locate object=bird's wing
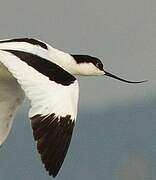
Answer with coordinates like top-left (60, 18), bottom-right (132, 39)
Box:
top-left (0, 49), bottom-right (79, 177)
top-left (0, 38), bottom-right (50, 59)
top-left (0, 63), bottom-right (24, 145)
top-left (0, 38), bottom-right (48, 50)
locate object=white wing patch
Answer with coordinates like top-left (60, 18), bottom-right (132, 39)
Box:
top-left (0, 50), bottom-right (79, 120)
top-left (0, 63), bottom-right (24, 145)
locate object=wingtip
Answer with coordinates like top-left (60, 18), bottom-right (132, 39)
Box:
top-left (48, 170), bottom-right (58, 178)
top-left (44, 163), bottom-right (59, 177)
top-left (31, 114), bottom-right (75, 178)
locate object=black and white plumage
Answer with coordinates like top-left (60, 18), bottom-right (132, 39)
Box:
top-left (0, 38), bottom-right (146, 177)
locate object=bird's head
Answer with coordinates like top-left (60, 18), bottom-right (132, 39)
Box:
top-left (71, 54), bottom-right (147, 84)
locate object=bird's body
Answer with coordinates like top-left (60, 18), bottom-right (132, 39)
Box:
top-left (0, 38), bottom-right (146, 177)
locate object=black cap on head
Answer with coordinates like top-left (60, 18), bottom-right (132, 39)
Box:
top-left (71, 54), bottom-right (104, 71)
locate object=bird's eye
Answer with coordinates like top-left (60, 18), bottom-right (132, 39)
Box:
top-left (96, 62), bottom-right (103, 71)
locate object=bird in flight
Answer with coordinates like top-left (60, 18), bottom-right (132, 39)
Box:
top-left (0, 38), bottom-right (146, 177)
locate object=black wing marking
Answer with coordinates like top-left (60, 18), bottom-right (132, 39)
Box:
top-left (31, 114), bottom-right (75, 177)
top-left (0, 38), bottom-right (48, 49)
top-left (3, 50), bottom-right (76, 86)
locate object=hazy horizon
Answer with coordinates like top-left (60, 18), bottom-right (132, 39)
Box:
top-left (0, 98), bottom-right (155, 180)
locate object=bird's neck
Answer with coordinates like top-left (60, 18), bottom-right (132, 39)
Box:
top-left (48, 46), bottom-right (78, 74)
top-left (48, 47), bottom-right (103, 76)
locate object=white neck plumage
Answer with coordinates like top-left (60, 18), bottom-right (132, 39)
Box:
top-left (48, 46), bottom-right (104, 76)
top-left (48, 46), bottom-right (78, 74)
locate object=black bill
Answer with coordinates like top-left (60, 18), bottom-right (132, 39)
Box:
top-left (105, 71), bottom-right (147, 84)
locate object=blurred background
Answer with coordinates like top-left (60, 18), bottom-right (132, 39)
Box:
top-left (0, 0), bottom-right (156, 179)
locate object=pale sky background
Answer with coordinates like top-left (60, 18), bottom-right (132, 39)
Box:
top-left (0, 0), bottom-right (156, 179)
